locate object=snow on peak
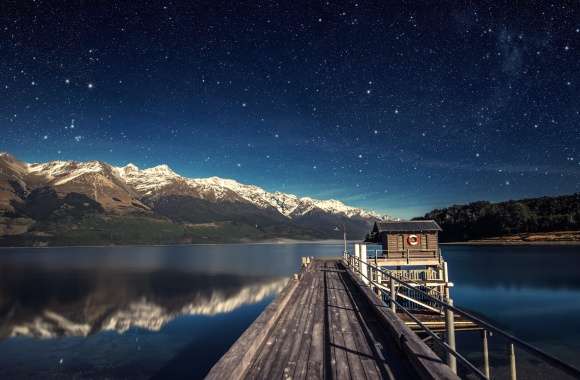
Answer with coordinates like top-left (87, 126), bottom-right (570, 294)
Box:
top-left (114, 162), bottom-right (383, 219)
top-left (144, 164), bottom-right (176, 175)
top-left (123, 163), bottom-right (139, 172)
top-left (114, 163), bottom-right (182, 196)
top-left (296, 197), bottom-right (382, 219)
top-left (3, 151), bottom-right (385, 220)
top-left (27, 160), bottom-right (109, 180)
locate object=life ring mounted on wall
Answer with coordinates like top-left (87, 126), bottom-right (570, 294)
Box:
top-left (407, 234), bottom-right (420, 246)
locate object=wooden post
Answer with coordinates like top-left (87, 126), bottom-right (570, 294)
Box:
top-left (360, 244), bottom-right (368, 285)
top-left (445, 299), bottom-right (457, 373)
top-left (389, 277), bottom-right (396, 312)
top-left (509, 343), bottom-right (517, 380)
top-left (443, 261), bottom-right (457, 373)
top-left (438, 266), bottom-right (445, 300)
top-left (354, 243), bottom-right (360, 272)
top-left (482, 330), bottom-right (490, 379)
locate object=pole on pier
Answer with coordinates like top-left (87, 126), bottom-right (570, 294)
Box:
top-left (376, 268), bottom-right (383, 296)
top-left (343, 225), bottom-right (347, 259)
top-left (354, 243), bottom-right (360, 274)
top-left (360, 244), bottom-right (368, 285)
top-left (389, 277), bottom-right (397, 312)
top-left (509, 343), bottom-right (517, 380)
top-left (443, 261), bottom-right (457, 373)
top-left (482, 330), bottom-right (490, 379)
top-left (445, 299), bottom-right (457, 373)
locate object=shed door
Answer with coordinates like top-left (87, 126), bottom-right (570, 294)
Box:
top-left (397, 235), bottom-right (404, 250)
top-left (421, 234), bottom-right (427, 250)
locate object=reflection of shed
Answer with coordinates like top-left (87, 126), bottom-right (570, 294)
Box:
top-left (366, 220), bottom-right (442, 259)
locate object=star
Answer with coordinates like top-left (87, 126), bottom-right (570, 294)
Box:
top-left (87, 83), bottom-right (94, 89)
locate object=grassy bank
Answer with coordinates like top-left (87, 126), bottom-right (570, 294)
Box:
top-left (444, 230), bottom-right (580, 245)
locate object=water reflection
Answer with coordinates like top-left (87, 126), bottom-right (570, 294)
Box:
top-left (0, 266), bottom-right (287, 339)
top-left (0, 244), bottom-right (340, 379)
top-left (1, 243), bottom-right (579, 378)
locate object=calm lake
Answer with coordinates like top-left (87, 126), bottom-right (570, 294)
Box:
top-left (1, 243), bottom-right (579, 379)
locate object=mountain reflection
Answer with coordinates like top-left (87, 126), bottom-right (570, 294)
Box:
top-left (0, 266), bottom-right (287, 339)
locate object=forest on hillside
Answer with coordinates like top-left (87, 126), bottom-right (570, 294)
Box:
top-left (419, 193), bottom-right (580, 242)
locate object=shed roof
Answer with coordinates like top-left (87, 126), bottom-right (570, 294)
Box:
top-left (375, 220), bottom-right (442, 232)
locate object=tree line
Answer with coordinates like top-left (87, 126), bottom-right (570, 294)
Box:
top-left (418, 193), bottom-right (580, 241)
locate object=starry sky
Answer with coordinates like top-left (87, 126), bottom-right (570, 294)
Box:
top-left (1, 1), bottom-right (579, 218)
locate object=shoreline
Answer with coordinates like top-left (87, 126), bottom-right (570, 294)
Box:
top-left (442, 240), bottom-right (580, 246)
top-left (0, 238), bottom-right (349, 250)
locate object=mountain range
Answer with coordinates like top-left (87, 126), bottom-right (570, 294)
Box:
top-left (0, 152), bottom-right (387, 246)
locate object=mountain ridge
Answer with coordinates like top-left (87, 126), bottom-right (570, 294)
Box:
top-left (0, 152), bottom-right (387, 246)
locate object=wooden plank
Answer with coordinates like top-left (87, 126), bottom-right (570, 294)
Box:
top-left (205, 276), bottom-right (299, 380)
top-left (336, 267), bottom-right (383, 380)
top-left (328, 265), bottom-right (368, 380)
top-left (306, 261), bottom-right (326, 380)
top-left (326, 263), bottom-right (352, 379)
top-left (245, 268), bottom-right (313, 378)
top-left (325, 264), bottom-right (353, 379)
top-left (292, 267), bottom-right (322, 379)
top-left (267, 268), bottom-right (318, 379)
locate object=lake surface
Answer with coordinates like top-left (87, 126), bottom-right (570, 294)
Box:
top-left (0, 243), bottom-right (579, 379)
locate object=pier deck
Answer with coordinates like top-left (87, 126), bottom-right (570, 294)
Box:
top-left (206, 258), bottom-right (458, 380)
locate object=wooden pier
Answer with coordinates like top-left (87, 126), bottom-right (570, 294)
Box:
top-left (207, 222), bottom-right (580, 379)
top-left (206, 258), bottom-right (458, 380)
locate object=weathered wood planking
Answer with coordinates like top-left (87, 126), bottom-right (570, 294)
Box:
top-left (206, 258), bottom-right (459, 380)
top-left (204, 272), bottom-right (299, 380)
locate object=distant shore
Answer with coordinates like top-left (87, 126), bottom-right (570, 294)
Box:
top-left (443, 230), bottom-right (580, 246)
top-left (0, 238), bottom-right (349, 250)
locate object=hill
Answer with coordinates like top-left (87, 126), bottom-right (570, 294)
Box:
top-left (420, 193), bottom-right (580, 242)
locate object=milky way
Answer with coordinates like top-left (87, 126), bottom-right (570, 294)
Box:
top-left (1, 2), bottom-right (579, 217)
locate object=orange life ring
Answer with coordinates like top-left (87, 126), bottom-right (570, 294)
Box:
top-left (407, 234), bottom-right (419, 246)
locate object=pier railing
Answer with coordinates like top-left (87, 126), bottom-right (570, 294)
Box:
top-left (344, 252), bottom-right (580, 380)
top-left (367, 248), bottom-right (441, 262)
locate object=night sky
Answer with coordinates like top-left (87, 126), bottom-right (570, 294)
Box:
top-left (1, 2), bottom-right (579, 218)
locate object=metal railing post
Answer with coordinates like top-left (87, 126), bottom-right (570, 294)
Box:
top-left (509, 343), bottom-right (517, 380)
top-left (443, 261), bottom-right (457, 373)
top-left (354, 244), bottom-right (360, 274)
top-left (445, 298), bottom-right (457, 373)
top-left (482, 330), bottom-right (490, 379)
top-left (360, 244), bottom-right (368, 285)
top-left (389, 277), bottom-right (396, 312)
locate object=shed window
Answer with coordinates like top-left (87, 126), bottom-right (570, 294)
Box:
top-left (397, 235), bottom-right (404, 250)
top-left (421, 234), bottom-right (427, 250)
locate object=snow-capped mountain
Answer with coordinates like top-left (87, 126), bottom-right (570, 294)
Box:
top-left (114, 162), bottom-right (382, 220)
top-left (0, 152), bottom-right (387, 244)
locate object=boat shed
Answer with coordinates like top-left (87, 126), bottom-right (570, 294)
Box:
top-left (365, 220), bottom-right (442, 256)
